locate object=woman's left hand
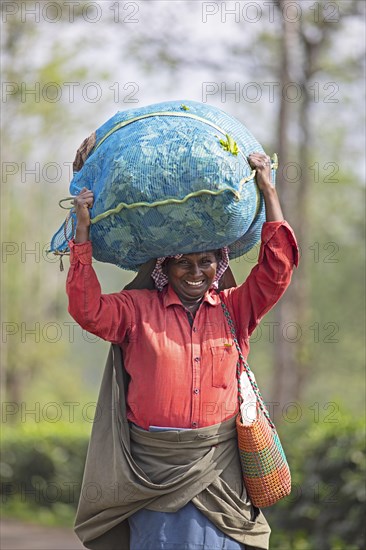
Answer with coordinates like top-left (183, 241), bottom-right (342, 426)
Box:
top-left (248, 153), bottom-right (272, 192)
top-left (248, 152), bottom-right (284, 221)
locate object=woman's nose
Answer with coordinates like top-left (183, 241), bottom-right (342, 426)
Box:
top-left (189, 263), bottom-right (202, 276)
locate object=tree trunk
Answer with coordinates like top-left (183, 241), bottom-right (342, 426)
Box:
top-left (271, 1), bottom-right (301, 420)
top-left (271, 4), bottom-right (319, 418)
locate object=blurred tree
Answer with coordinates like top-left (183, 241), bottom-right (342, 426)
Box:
top-left (272, 0), bottom-right (364, 413)
top-left (0, 0), bottom-right (108, 414)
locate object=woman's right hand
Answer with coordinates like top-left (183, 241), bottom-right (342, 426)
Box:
top-left (74, 187), bottom-right (94, 243)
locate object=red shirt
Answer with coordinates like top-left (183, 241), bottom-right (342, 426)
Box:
top-left (67, 221), bottom-right (298, 430)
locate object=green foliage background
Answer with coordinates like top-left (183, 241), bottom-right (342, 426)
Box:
top-left (1, 1), bottom-right (365, 548)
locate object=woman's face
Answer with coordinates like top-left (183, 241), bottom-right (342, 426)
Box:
top-left (165, 251), bottom-right (218, 303)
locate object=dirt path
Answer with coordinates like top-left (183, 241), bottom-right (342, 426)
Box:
top-left (0, 519), bottom-right (86, 550)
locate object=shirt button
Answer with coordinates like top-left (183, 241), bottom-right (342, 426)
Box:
top-left (193, 327), bottom-right (197, 332)
top-left (192, 421), bottom-right (198, 428)
top-left (193, 388), bottom-right (200, 395)
top-left (194, 357), bottom-right (200, 362)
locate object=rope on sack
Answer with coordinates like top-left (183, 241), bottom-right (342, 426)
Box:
top-left (56, 154), bottom-right (277, 225)
top-left (91, 187), bottom-right (242, 224)
top-left (58, 187), bottom-right (241, 213)
top-left (58, 184), bottom-right (249, 224)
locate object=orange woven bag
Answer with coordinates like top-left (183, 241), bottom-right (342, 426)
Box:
top-left (221, 301), bottom-right (291, 508)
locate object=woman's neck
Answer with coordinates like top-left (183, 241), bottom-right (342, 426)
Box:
top-left (180, 297), bottom-right (203, 315)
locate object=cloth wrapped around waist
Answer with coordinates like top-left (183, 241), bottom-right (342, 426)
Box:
top-left (129, 418), bottom-right (244, 510)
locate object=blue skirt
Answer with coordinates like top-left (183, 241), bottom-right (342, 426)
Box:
top-left (128, 501), bottom-right (246, 550)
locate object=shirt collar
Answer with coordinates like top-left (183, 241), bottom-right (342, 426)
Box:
top-left (162, 284), bottom-right (221, 308)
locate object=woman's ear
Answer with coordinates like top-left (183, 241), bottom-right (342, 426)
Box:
top-left (214, 250), bottom-right (222, 263)
top-left (162, 259), bottom-right (170, 277)
top-left (218, 266), bottom-right (237, 290)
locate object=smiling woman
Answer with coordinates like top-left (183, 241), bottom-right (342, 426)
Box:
top-left (66, 153), bottom-right (299, 550)
top-left (153, 250), bottom-right (225, 315)
top-left (166, 252), bottom-right (219, 307)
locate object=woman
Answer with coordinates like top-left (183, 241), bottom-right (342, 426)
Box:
top-left (67, 153), bottom-right (299, 550)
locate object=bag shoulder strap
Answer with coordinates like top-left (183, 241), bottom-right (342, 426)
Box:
top-left (220, 300), bottom-right (276, 431)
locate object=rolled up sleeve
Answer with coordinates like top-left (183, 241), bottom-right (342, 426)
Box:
top-left (66, 240), bottom-right (134, 344)
top-left (69, 240), bottom-right (93, 265)
top-left (258, 220), bottom-right (299, 267)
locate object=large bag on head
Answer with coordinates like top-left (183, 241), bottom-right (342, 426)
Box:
top-left (50, 100), bottom-right (277, 270)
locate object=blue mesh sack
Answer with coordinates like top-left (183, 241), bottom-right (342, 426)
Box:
top-left (50, 100), bottom-right (277, 270)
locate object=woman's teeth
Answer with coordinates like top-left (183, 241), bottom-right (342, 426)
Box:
top-left (185, 280), bottom-right (204, 286)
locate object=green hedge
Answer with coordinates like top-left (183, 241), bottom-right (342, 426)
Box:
top-left (1, 412), bottom-right (365, 546)
top-left (0, 422), bottom-right (89, 526)
top-left (266, 413), bottom-right (365, 550)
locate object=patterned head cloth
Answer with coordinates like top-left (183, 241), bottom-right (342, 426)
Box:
top-left (151, 247), bottom-right (230, 291)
